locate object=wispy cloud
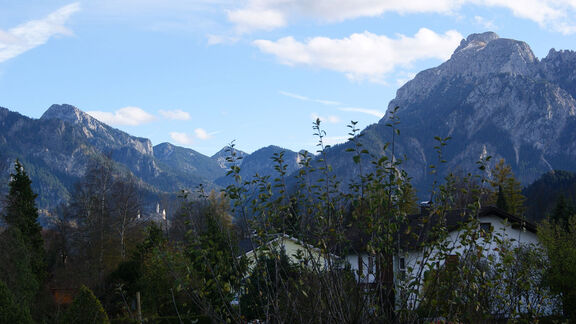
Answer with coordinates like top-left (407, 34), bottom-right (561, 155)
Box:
top-left (227, 0), bottom-right (459, 33)
top-left (194, 128), bottom-right (214, 140)
top-left (170, 128), bottom-right (217, 146)
top-left (255, 29), bottom-right (462, 83)
top-left (170, 132), bottom-right (195, 145)
top-left (474, 16), bottom-right (497, 30)
top-left (227, 8), bottom-right (286, 34)
top-left (395, 71), bottom-right (417, 87)
top-left (207, 34), bottom-right (240, 45)
top-left (311, 113), bottom-right (340, 124)
top-left (228, 0), bottom-right (576, 34)
top-left (87, 106), bottom-right (156, 126)
top-left (279, 91), bottom-right (340, 106)
top-left (480, 0), bottom-right (575, 34)
top-left (0, 3), bottom-right (80, 63)
top-left (339, 107), bottom-right (385, 118)
top-left (159, 109), bottom-right (190, 120)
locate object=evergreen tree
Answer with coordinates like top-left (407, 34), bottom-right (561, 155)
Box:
top-left (0, 227), bottom-right (40, 309)
top-left (0, 279), bottom-right (33, 324)
top-left (551, 195), bottom-right (573, 230)
top-left (496, 185), bottom-right (508, 212)
top-left (62, 285), bottom-right (110, 324)
top-left (2, 160), bottom-right (45, 286)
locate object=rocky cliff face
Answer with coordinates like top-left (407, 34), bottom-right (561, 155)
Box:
top-left (41, 104), bottom-right (154, 156)
top-left (325, 32), bottom-right (576, 197)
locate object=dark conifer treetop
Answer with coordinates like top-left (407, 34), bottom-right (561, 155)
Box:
top-left (3, 160), bottom-right (45, 279)
top-left (5, 161), bottom-right (42, 246)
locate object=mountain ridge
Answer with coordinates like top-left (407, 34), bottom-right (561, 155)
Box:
top-left (3, 31), bottom-right (576, 214)
top-left (321, 32), bottom-right (576, 198)
top-left (0, 105), bottom-right (230, 216)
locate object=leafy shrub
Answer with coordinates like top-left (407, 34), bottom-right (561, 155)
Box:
top-left (62, 285), bottom-right (110, 324)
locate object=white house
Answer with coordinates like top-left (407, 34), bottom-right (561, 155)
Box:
top-left (395, 205), bottom-right (539, 282)
top-left (394, 206), bottom-right (556, 315)
top-left (344, 206), bottom-right (555, 316)
top-left (240, 233), bottom-right (336, 272)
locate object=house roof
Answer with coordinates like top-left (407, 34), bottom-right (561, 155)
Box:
top-left (239, 234), bottom-right (319, 256)
top-left (479, 206), bottom-right (537, 233)
top-left (399, 206), bottom-right (537, 251)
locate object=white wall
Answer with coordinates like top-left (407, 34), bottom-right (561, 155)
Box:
top-left (393, 214), bottom-right (546, 312)
top-left (346, 253), bottom-right (376, 283)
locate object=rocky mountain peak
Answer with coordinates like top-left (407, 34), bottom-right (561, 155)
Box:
top-left (390, 32), bottom-right (539, 113)
top-left (369, 32), bottom-right (576, 196)
top-left (40, 104), bottom-right (155, 157)
top-left (544, 48), bottom-right (576, 60)
top-left (453, 31), bottom-right (500, 54)
top-left (41, 104), bottom-right (90, 123)
top-left (540, 48), bottom-right (576, 98)
top-left (448, 32), bottom-right (537, 76)
top-left (154, 142), bottom-right (182, 159)
top-left (40, 103), bottom-right (109, 133)
top-left (211, 145), bottom-right (247, 169)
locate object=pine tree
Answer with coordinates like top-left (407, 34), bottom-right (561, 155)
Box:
top-left (551, 195), bottom-right (573, 231)
top-left (3, 160), bottom-right (45, 283)
top-left (496, 185), bottom-right (508, 212)
top-left (0, 227), bottom-right (40, 309)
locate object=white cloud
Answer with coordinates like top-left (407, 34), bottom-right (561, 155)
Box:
top-left (95, 0), bottom-right (233, 12)
top-left (194, 128), bottom-right (212, 140)
top-left (227, 0), bottom-right (460, 33)
top-left (0, 3), bottom-right (80, 63)
top-left (279, 90), bottom-right (340, 105)
top-left (474, 16), bottom-right (497, 30)
top-left (159, 109), bottom-right (191, 120)
top-left (227, 8), bottom-right (286, 33)
top-left (87, 106), bottom-right (156, 126)
top-left (170, 132), bottom-right (195, 145)
top-left (255, 28), bottom-right (462, 82)
top-left (339, 107), bottom-right (385, 118)
top-left (311, 113), bottom-right (340, 124)
top-left (207, 34), bottom-right (240, 45)
top-left (170, 128), bottom-right (215, 145)
top-left (481, 0), bottom-right (576, 34)
top-left (396, 72), bottom-right (417, 87)
top-left (228, 0), bottom-right (576, 34)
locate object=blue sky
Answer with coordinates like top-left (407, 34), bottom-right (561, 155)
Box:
top-left (1, 1), bottom-right (576, 156)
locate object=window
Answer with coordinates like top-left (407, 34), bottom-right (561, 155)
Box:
top-left (368, 255), bottom-right (374, 274)
top-left (480, 222), bottom-right (492, 237)
top-left (446, 254), bottom-right (459, 272)
top-left (399, 257), bottom-right (406, 271)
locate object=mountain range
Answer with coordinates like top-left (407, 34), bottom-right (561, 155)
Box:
top-left (322, 32), bottom-right (576, 197)
top-left (1, 31), bottom-right (576, 218)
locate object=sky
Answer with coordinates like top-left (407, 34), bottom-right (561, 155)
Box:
top-left (1, 1), bottom-right (576, 156)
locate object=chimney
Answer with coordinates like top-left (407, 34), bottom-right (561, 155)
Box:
top-left (419, 201), bottom-right (432, 216)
